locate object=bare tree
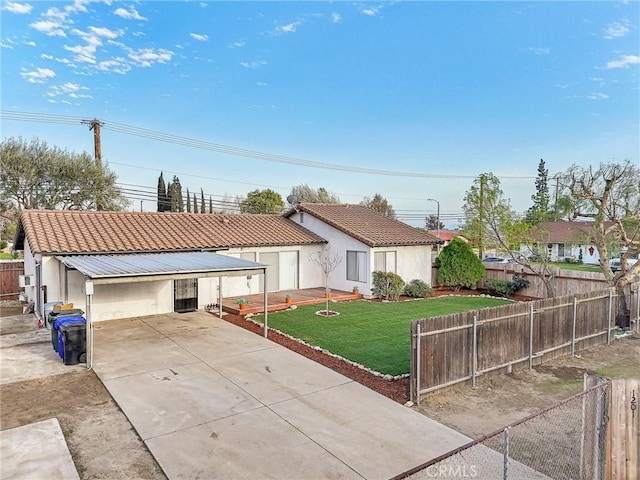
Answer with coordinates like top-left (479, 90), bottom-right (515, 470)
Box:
top-left (308, 247), bottom-right (343, 314)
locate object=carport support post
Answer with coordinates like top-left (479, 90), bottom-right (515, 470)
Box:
top-left (84, 280), bottom-right (93, 369)
top-left (263, 268), bottom-right (268, 338)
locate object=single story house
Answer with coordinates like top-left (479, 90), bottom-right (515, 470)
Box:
top-left (523, 221), bottom-right (609, 264)
top-left (15, 205), bottom-right (440, 322)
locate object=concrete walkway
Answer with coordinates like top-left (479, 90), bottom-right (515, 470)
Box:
top-left (92, 311), bottom-right (469, 480)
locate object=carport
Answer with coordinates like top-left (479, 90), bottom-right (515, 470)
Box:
top-left (57, 252), bottom-right (268, 368)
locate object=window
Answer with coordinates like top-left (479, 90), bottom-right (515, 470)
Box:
top-left (374, 251), bottom-right (397, 273)
top-left (557, 243), bottom-right (565, 258)
top-left (347, 251), bottom-right (367, 282)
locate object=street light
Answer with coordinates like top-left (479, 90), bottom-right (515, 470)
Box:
top-left (426, 198), bottom-right (441, 256)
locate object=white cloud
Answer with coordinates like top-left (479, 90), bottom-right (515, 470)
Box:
top-left (114, 7), bottom-right (146, 20)
top-left (331, 13), bottom-right (341, 23)
top-left (20, 67), bottom-right (56, 83)
top-left (554, 83), bottom-right (571, 89)
top-left (127, 48), bottom-right (174, 67)
top-left (257, 81), bottom-right (268, 87)
top-left (228, 41), bottom-right (245, 48)
top-left (603, 21), bottom-right (630, 39)
top-left (88, 26), bottom-right (121, 39)
top-left (190, 33), bottom-right (208, 42)
top-left (4, 2), bottom-right (32, 14)
top-left (64, 26), bottom-right (122, 64)
top-left (97, 58), bottom-right (130, 74)
top-left (275, 20), bottom-right (303, 34)
top-left (30, 20), bottom-right (67, 37)
top-left (529, 47), bottom-right (550, 55)
top-left (24, 40), bottom-right (36, 46)
top-left (362, 7), bottom-right (379, 16)
top-left (0, 42), bottom-right (14, 49)
top-left (41, 53), bottom-right (53, 59)
top-left (605, 54), bottom-right (640, 69)
top-left (586, 92), bottom-right (609, 100)
top-left (240, 60), bottom-right (268, 69)
top-left (48, 82), bottom-right (92, 99)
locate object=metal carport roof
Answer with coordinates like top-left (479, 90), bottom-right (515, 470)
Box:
top-left (57, 251), bottom-right (266, 284)
top-left (56, 252), bottom-right (270, 369)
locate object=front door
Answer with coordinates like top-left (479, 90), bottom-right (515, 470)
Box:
top-left (174, 278), bottom-right (198, 313)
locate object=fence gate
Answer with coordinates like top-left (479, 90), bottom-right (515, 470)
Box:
top-left (174, 278), bottom-right (198, 313)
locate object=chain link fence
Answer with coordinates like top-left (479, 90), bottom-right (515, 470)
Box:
top-left (396, 381), bottom-right (610, 480)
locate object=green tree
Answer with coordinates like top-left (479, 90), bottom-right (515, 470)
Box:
top-left (240, 189), bottom-right (284, 214)
top-left (186, 188), bottom-right (191, 213)
top-left (289, 184), bottom-right (341, 204)
top-left (525, 159), bottom-right (552, 224)
top-left (209, 195), bottom-right (213, 213)
top-left (0, 136), bottom-right (127, 212)
top-left (168, 175), bottom-right (183, 212)
top-left (436, 237), bottom-right (485, 290)
top-left (425, 214), bottom-right (445, 230)
top-left (157, 172), bottom-right (168, 212)
top-left (193, 193), bottom-right (198, 213)
top-left (461, 173), bottom-right (513, 258)
top-left (361, 193), bottom-right (395, 218)
top-left (200, 188), bottom-right (206, 214)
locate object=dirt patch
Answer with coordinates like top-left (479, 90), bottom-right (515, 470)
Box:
top-left (0, 369), bottom-right (166, 479)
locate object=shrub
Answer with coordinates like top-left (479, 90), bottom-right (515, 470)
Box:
top-left (509, 273), bottom-right (530, 294)
top-left (372, 271), bottom-right (405, 301)
top-left (485, 279), bottom-right (512, 297)
top-left (404, 279), bottom-right (434, 298)
top-left (0, 240), bottom-right (7, 250)
top-left (485, 274), bottom-right (530, 297)
top-left (436, 238), bottom-right (485, 290)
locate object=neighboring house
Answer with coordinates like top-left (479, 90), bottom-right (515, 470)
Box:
top-left (15, 206), bottom-right (439, 321)
top-left (523, 221), bottom-right (609, 264)
top-left (284, 203), bottom-right (440, 295)
top-left (427, 230), bottom-right (468, 247)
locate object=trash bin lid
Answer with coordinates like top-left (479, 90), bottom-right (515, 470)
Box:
top-left (53, 316), bottom-right (85, 330)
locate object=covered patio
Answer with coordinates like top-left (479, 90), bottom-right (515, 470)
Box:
top-left (222, 287), bottom-right (361, 315)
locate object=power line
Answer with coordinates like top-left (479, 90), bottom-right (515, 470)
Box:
top-left (2, 109), bottom-right (539, 180)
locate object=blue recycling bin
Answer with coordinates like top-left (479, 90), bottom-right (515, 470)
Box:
top-left (52, 316), bottom-right (85, 354)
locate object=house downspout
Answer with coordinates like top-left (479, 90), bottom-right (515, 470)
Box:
top-left (84, 278), bottom-right (94, 370)
top-left (35, 258), bottom-right (42, 318)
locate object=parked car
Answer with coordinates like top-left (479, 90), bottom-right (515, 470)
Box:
top-left (609, 257), bottom-right (638, 272)
top-left (482, 257), bottom-right (509, 263)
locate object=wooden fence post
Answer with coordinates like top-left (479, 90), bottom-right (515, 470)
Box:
top-left (606, 378), bottom-right (639, 480)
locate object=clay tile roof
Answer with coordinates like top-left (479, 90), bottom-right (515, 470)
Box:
top-left (531, 221), bottom-right (613, 244)
top-left (286, 203), bottom-right (440, 247)
top-left (16, 210), bottom-right (326, 255)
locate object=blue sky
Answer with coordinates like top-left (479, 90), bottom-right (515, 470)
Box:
top-left (1, 1), bottom-right (638, 227)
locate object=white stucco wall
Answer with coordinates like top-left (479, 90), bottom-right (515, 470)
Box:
top-left (289, 211), bottom-right (433, 296)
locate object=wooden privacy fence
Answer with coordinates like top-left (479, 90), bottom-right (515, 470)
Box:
top-left (411, 288), bottom-right (626, 403)
top-left (0, 260), bottom-right (24, 301)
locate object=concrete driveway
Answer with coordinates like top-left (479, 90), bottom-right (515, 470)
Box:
top-left (92, 311), bottom-right (469, 479)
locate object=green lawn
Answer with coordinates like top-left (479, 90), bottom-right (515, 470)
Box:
top-left (550, 262), bottom-right (601, 273)
top-left (254, 296), bottom-right (512, 376)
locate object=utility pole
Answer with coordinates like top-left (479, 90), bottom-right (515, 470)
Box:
top-left (81, 118), bottom-right (104, 168)
top-left (479, 174), bottom-right (485, 259)
top-left (82, 118), bottom-right (105, 210)
top-left (427, 198), bottom-right (441, 257)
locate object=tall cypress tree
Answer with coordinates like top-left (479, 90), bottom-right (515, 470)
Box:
top-left (193, 193), bottom-right (198, 213)
top-left (186, 188), bottom-right (191, 213)
top-left (526, 159), bottom-right (551, 225)
top-left (157, 172), bottom-right (167, 212)
top-left (209, 195), bottom-right (213, 214)
top-left (169, 175), bottom-right (183, 212)
top-left (200, 188), bottom-right (205, 214)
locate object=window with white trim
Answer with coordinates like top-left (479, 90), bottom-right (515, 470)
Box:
top-left (347, 251), bottom-right (367, 282)
top-left (374, 251), bottom-right (397, 273)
